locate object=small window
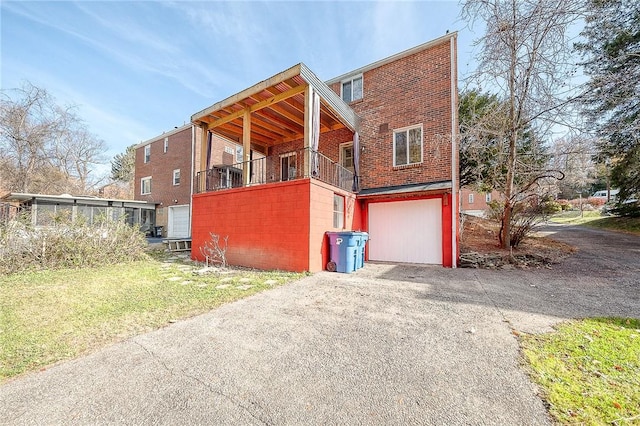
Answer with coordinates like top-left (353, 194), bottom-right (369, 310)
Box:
top-left (224, 146), bottom-right (234, 155)
top-left (393, 124), bottom-right (423, 167)
top-left (144, 145), bottom-right (151, 163)
top-left (339, 142), bottom-right (354, 172)
top-left (173, 169), bottom-right (180, 186)
top-left (236, 146), bottom-right (243, 163)
top-left (485, 193), bottom-right (491, 203)
top-left (163, 137), bottom-right (168, 153)
top-left (333, 194), bottom-right (345, 229)
top-left (141, 177), bottom-right (152, 195)
top-left (468, 193), bottom-right (474, 204)
top-left (341, 75), bottom-right (363, 103)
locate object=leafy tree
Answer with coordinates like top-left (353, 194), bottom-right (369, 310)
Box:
top-left (462, 0), bottom-right (581, 248)
top-left (576, 0), bottom-right (640, 203)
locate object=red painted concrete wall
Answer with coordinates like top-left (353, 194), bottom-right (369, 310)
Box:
top-left (192, 180), bottom-right (311, 272)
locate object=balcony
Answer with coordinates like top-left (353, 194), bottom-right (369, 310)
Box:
top-left (195, 148), bottom-right (354, 194)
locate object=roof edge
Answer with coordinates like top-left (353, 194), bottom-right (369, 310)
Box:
top-left (326, 32), bottom-right (457, 85)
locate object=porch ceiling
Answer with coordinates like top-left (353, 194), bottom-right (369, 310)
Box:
top-left (191, 63), bottom-right (360, 148)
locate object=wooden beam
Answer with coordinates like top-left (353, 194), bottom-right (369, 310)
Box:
top-left (207, 85), bottom-right (306, 130)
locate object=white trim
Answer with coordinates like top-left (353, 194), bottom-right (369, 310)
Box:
top-left (172, 169), bottom-right (181, 186)
top-left (339, 141), bottom-right (354, 171)
top-left (468, 193), bottom-right (474, 204)
top-left (392, 124), bottom-right (423, 167)
top-left (135, 123), bottom-right (192, 149)
top-left (163, 137), bottom-right (169, 153)
top-left (140, 176), bottom-right (152, 195)
top-left (450, 34), bottom-right (458, 268)
top-left (143, 145), bottom-right (151, 163)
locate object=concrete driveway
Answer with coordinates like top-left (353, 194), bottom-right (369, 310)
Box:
top-left (1, 224), bottom-right (639, 425)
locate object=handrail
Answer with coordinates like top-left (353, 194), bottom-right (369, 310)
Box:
top-left (195, 147), bottom-right (354, 194)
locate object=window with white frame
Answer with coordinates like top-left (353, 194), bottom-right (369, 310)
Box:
top-left (144, 145), bottom-right (151, 163)
top-left (236, 146), bottom-right (243, 163)
top-left (341, 74), bottom-right (363, 103)
top-left (173, 169), bottom-right (180, 186)
top-left (141, 177), bottom-right (152, 195)
top-left (393, 124), bottom-right (423, 166)
top-left (163, 137), bottom-right (168, 153)
top-left (485, 193), bottom-right (492, 203)
top-left (468, 193), bottom-right (474, 204)
top-left (339, 142), bottom-right (354, 172)
top-left (333, 194), bottom-right (345, 228)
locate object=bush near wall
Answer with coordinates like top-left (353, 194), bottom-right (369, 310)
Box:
top-left (0, 216), bottom-right (148, 275)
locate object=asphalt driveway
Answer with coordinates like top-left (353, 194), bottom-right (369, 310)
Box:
top-left (1, 224), bottom-right (639, 425)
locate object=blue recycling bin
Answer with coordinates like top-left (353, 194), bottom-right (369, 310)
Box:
top-left (355, 232), bottom-right (369, 269)
top-left (326, 231), bottom-right (359, 273)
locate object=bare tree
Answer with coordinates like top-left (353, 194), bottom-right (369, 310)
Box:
top-left (0, 82), bottom-right (107, 194)
top-left (462, 0), bottom-right (583, 248)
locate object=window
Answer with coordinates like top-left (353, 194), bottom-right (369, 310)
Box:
top-left (333, 194), bottom-right (345, 228)
top-left (468, 193), bottom-right (474, 204)
top-left (163, 137), bottom-right (168, 153)
top-left (236, 146), bottom-right (243, 163)
top-left (485, 193), bottom-right (492, 203)
top-left (141, 177), bottom-right (152, 195)
top-left (339, 142), bottom-right (354, 172)
top-left (393, 124), bottom-right (422, 167)
top-left (144, 145), bottom-right (151, 163)
top-left (280, 152), bottom-right (297, 181)
top-left (224, 146), bottom-right (234, 155)
top-left (173, 169), bottom-right (181, 186)
top-left (341, 75), bottom-right (363, 103)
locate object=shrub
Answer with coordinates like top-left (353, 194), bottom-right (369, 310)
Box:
top-left (486, 198), bottom-right (548, 248)
top-left (0, 216), bottom-right (148, 275)
top-left (557, 199), bottom-right (572, 211)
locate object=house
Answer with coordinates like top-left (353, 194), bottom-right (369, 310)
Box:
top-left (460, 187), bottom-right (501, 217)
top-left (0, 192), bottom-right (155, 228)
top-left (134, 124), bottom-right (249, 238)
top-left (187, 33), bottom-right (459, 272)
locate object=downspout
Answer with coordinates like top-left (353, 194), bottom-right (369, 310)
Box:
top-left (450, 34), bottom-right (458, 268)
top-left (189, 124), bottom-right (195, 238)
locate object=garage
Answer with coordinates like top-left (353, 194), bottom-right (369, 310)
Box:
top-left (168, 205), bottom-right (190, 238)
top-left (368, 198), bottom-right (442, 264)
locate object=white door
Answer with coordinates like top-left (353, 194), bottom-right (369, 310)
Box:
top-left (168, 205), bottom-right (190, 238)
top-left (368, 199), bottom-right (442, 264)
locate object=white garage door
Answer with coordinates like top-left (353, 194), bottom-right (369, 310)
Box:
top-left (368, 199), bottom-right (442, 264)
top-left (168, 205), bottom-right (190, 238)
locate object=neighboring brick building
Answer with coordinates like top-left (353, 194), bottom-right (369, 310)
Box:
top-left (187, 33), bottom-right (459, 271)
top-left (460, 188), bottom-right (502, 217)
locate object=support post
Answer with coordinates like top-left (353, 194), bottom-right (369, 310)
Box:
top-left (303, 85), bottom-right (313, 178)
top-left (242, 109), bottom-right (251, 186)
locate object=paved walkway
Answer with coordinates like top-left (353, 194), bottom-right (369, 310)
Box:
top-left (1, 224), bottom-right (638, 425)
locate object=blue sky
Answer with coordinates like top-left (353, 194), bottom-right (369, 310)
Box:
top-left (1, 1), bottom-right (475, 175)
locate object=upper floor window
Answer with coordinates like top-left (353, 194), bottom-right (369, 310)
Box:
top-left (468, 193), bottom-right (474, 204)
top-left (393, 124), bottom-right (423, 167)
top-left (173, 169), bottom-right (181, 186)
top-left (485, 193), bottom-right (492, 203)
top-left (236, 146), bottom-right (243, 163)
top-left (144, 145), bottom-right (151, 163)
top-left (341, 75), bottom-right (363, 103)
top-left (141, 176), bottom-right (152, 195)
top-left (163, 137), bottom-right (168, 153)
top-left (339, 142), bottom-right (354, 173)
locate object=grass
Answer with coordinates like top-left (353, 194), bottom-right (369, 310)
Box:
top-left (520, 318), bottom-right (640, 425)
top-left (0, 253), bottom-right (304, 383)
top-left (550, 211), bottom-right (640, 235)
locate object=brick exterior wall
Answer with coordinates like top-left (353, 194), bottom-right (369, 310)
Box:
top-left (329, 38), bottom-right (456, 191)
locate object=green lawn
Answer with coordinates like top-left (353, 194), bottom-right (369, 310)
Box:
top-left (550, 211), bottom-right (640, 235)
top-left (0, 255), bottom-right (303, 382)
top-left (521, 318), bottom-right (640, 425)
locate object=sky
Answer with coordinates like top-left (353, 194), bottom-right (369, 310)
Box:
top-left (1, 0), bottom-right (477, 177)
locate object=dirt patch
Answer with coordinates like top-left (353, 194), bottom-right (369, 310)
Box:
top-left (460, 214), bottom-right (576, 269)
